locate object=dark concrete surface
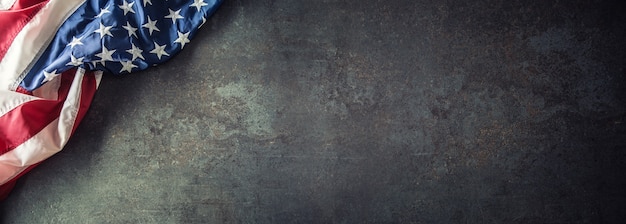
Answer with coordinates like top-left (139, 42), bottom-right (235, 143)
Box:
top-left (2, 0), bottom-right (626, 223)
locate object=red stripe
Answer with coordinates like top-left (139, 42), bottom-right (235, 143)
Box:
top-left (0, 0), bottom-right (49, 61)
top-left (9, 0), bottom-right (48, 10)
top-left (0, 68), bottom-right (76, 155)
top-left (15, 86), bottom-right (33, 95)
top-left (72, 71), bottom-right (97, 133)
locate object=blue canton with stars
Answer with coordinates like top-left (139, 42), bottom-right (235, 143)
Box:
top-left (21, 0), bottom-right (222, 91)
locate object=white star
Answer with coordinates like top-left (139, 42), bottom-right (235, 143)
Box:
top-left (150, 42), bottom-right (170, 60)
top-left (41, 69), bottom-right (59, 84)
top-left (143, 0), bottom-right (152, 7)
top-left (93, 22), bottom-right (113, 39)
top-left (189, 0), bottom-right (208, 11)
top-left (122, 21), bottom-right (138, 38)
top-left (95, 46), bottom-right (116, 66)
top-left (95, 7), bottom-right (111, 18)
top-left (164, 8), bottom-right (184, 24)
top-left (174, 31), bottom-right (190, 49)
top-left (66, 54), bottom-right (84, 66)
top-left (142, 16), bottom-right (160, 35)
top-left (67, 36), bottom-right (83, 48)
top-left (119, 61), bottom-right (137, 73)
top-left (118, 0), bottom-right (135, 15)
top-left (200, 16), bottom-right (206, 28)
top-left (126, 43), bottom-right (145, 61)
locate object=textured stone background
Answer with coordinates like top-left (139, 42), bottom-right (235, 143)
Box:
top-left (2, 0), bottom-right (626, 223)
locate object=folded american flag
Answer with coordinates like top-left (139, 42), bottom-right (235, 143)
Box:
top-left (0, 0), bottom-right (222, 199)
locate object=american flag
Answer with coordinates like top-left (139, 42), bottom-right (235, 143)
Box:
top-left (0, 0), bottom-right (222, 199)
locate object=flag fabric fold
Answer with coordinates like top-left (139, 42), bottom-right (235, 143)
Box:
top-left (0, 0), bottom-right (222, 199)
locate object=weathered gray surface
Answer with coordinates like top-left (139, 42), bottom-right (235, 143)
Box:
top-left (2, 0), bottom-right (626, 223)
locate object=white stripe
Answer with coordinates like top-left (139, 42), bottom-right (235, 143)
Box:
top-left (0, 90), bottom-right (37, 117)
top-left (0, 68), bottom-right (96, 185)
top-left (0, 0), bottom-right (85, 91)
top-left (0, 0), bottom-right (16, 10)
top-left (95, 71), bottom-right (103, 87)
